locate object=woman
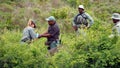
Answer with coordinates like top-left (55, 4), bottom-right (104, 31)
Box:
top-left (21, 19), bottom-right (39, 44)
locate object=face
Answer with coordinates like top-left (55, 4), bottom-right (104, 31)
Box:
top-left (31, 23), bottom-right (36, 28)
top-left (48, 20), bottom-right (55, 25)
top-left (78, 8), bottom-right (84, 13)
top-left (112, 19), bottom-right (119, 24)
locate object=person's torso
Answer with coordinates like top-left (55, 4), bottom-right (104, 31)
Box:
top-left (75, 12), bottom-right (88, 25)
top-left (115, 21), bottom-right (120, 35)
top-left (21, 26), bottom-right (34, 42)
top-left (48, 23), bottom-right (60, 41)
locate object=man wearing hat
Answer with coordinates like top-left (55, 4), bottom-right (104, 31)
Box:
top-left (109, 13), bottom-right (120, 38)
top-left (73, 5), bottom-right (94, 34)
top-left (39, 16), bottom-right (60, 55)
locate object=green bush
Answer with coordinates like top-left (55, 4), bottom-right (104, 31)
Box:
top-left (0, 22), bottom-right (120, 68)
top-left (0, 0), bottom-right (120, 68)
top-left (51, 7), bottom-right (71, 19)
top-left (66, 0), bottom-right (90, 8)
top-left (0, 30), bottom-right (48, 68)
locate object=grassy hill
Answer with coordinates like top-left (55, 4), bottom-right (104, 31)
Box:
top-left (0, 0), bottom-right (120, 68)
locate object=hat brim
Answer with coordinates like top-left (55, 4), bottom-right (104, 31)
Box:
top-left (46, 18), bottom-right (50, 21)
top-left (45, 18), bottom-right (55, 21)
top-left (78, 7), bottom-right (84, 9)
top-left (111, 17), bottom-right (120, 20)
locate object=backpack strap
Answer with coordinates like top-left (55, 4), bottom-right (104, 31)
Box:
top-left (80, 13), bottom-right (87, 19)
top-left (75, 13), bottom-right (88, 25)
top-left (28, 30), bottom-right (32, 41)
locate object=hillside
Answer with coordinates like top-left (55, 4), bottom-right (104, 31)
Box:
top-left (0, 0), bottom-right (120, 68)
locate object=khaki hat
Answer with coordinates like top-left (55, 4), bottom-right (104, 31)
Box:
top-left (111, 13), bottom-right (120, 20)
top-left (78, 5), bottom-right (84, 9)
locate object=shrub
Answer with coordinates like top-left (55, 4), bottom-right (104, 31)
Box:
top-left (51, 7), bottom-right (71, 19)
top-left (1, 0), bottom-right (120, 68)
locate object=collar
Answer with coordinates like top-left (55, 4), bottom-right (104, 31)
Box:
top-left (79, 12), bottom-right (85, 15)
top-left (50, 22), bottom-right (56, 26)
top-left (115, 21), bottom-right (120, 25)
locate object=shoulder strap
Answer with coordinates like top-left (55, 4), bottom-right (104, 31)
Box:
top-left (79, 12), bottom-right (87, 19)
top-left (28, 30), bottom-right (32, 41)
top-left (76, 13), bottom-right (87, 21)
top-left (75, 13), bottom-right (88, 25)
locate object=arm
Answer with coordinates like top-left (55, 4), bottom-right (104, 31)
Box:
top-left (29, 29), bottom-right (37, 39)
top-left (38, 30), bottom-right (51, 38)
top-left (117, 24), bottom-right (120, 36)
top-left (43, 31), bottom-right (48, 34)
top-left (72, 15), bottom-right (78, 31)
top-left (50, 25), bottom-right (59, 37)
top-left (39, 25), bottom-right (59, 38)
top-left (85, 13), bottom-right (94, 27)
top-left (73, 15), bottom-right (78, 26)
top-left (42, 25), bottom-right (59, 37)
top-left (40, 33), bottom-right (51, 37)
top-left (38, 31), bottom-right (51, 38)
top-left (109, 24), bottom-right (120, 38)
top-left (112, 24), bottom-right (120, 35)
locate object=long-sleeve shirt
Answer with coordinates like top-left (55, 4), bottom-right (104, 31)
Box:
top-left (21, 26), bottom-right (37, 42)
top-left (112, 21), bottom-right (120, 36)
top-left (47, 23), bottom-right (60, 42)
top-left (73, 12), bottom-right (94, 27)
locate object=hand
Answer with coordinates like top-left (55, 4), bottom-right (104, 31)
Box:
top-left (73, 26), bottom-right (78, 31)
top-left (86, 25), bottom-right (91, 29)
top-left (36, 33), bottom-right (39, 38)
top-left (38, 34), bottom-right (42, 38)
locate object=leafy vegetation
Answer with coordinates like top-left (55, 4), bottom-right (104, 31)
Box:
top-left (0, 0), bottom-right (120, 68)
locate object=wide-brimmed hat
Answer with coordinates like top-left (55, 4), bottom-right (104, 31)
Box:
top-left (78, 5), bottom-right (84, 9)
top-left (111, 13), bottom-right (120, 20)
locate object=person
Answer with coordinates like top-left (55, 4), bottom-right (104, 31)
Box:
top-left (73, 5), bottom-right (94, 35)
top-left (39, 16), bottom-right (60, 55)
top-left (109, 13), bottom-right (120, 38)
top-left (21, 19), bottom-right (39, 44)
